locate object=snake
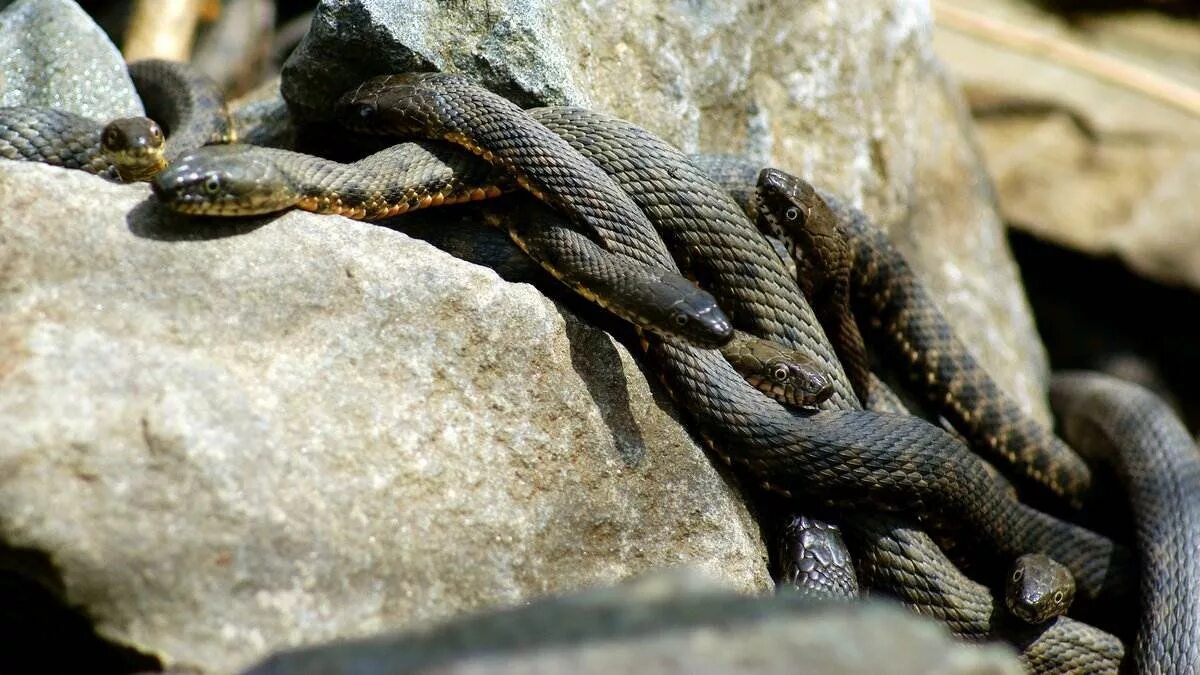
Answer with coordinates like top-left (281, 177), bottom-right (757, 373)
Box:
top-left (1050, 371), bottom-right (1200, 673)
top-left (751, 167), bottom-right (1092, 508)
top-left (773, 513), bottom-right (859, 600)
top-left (0, 59), bottom-right (232, 182)
top-left (154, 144), bottom-right (838, 404)
top-left (1005, 554), bottom-right (1075, 625)
top-left (324, 73), bottom-right (1130, 614)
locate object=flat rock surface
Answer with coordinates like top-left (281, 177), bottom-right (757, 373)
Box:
top-left (0, 162), bottom-right (767, 672)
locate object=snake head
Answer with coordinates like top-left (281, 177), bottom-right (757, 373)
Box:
top-left (100, 117), bottom-right (167, 182)
top-left (655, 278), bottom-right (735, 349)
top-left (335, 72), bottom-right (470, 138)
top-left (754, 168), bottom-right (848, 300)
top-left (722, 332), bottom-right (833, 408)
top-left (764, 355), bottom-right (834, 408)
top-left (152, 145), bottom-right (299, 216)
top-left (1005, 553), bottom-right (1076, 624)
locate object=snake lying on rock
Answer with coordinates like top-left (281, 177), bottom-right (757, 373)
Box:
top-left (0, 59), bottom-right (232, 182)
top-left (0, 63), bottom-right (725, 349)
top-left (151, 72), bottom-right (1130, 630)
top-left (153, 132), bottom-right (829, 403)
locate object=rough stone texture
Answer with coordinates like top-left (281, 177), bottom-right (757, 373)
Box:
top-left (282, 0), bottom-right (1052, 418)
top-left (0, 161), bottom-right (768, 673)
top-left (0, 0), bottom-right (142, 119)
top-left (935, 0), bottom-right (1200, 292)
top-left (244, 569), bottom-right (1023, 675)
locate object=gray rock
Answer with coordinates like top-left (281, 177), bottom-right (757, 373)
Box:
top-left (0, 161), bottom-right (768, 672)
top-left (243, 569), bottom-right (1023, 675)
top-left (0, 0), bottom-right (142, 119)
top-left (281, 0), bottom-right (1050, 415)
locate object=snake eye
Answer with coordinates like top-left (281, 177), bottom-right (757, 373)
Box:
top-left (1012, 568), bottom-right (1024, 582)
top-left (355, 103), bottom-right (378, 121)
top-left (203, 175), bottom-right (222, 195)
top-left (671, 312), bottom-right (689, 328)
top-left (785, 207), bottom-right (800, 221)
top-left (771, 365), bottom-right (790, 382)
top-left (152, 126), bottom-right (163, 142)
top-left (1053, 591), bottom-right (1064, 604)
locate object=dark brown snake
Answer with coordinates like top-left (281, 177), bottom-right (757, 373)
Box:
top-left (845, 514), bottom-right (1123, 674)
top-left (1051, 372), bottom-right (1200, 674)
top-left (752, 168), bottom-right (1092, 508)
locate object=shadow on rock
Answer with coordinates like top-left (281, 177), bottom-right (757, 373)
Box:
top-left (126, 197), bottom-right (275, 241)
top-left (561, 313), bottom-right (648, 467)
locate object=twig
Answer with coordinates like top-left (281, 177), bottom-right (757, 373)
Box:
top-left (933, 0), bottom-right (1200, 119)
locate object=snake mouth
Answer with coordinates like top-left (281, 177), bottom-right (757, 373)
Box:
top-left (746, 376), bottom-right (810, 408)
top-left (148, 182), bottom-right (253, 216)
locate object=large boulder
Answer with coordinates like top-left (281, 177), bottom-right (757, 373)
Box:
top-left (0, 162), bottom-right (767, 672)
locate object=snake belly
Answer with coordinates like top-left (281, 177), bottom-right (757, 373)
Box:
top-left (1050, 372), bottom-right (1200, 673)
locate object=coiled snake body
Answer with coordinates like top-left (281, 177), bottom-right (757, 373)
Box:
top-left (1051, 372), bottom-right (1200, 673)
top-left (753, 168), bottom-right (1091, 507)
